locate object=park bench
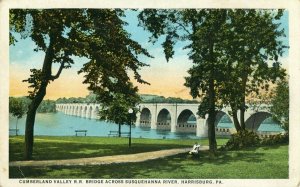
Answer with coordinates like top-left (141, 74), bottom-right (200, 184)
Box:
top-left (75, 130), bottom-right (87, 136)
top-left (108, 131), bottom-right (130, 137)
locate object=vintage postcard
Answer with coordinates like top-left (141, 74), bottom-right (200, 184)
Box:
top-left (1, 0), bottom-right (300, 187)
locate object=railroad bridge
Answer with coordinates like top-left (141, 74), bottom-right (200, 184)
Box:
top-left (56, 103), bottom-right (272, 137)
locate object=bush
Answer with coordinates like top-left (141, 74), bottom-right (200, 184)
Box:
top-left (221, 130), bottom-right (260, 150)
top-left (260, 133), bottom-right (288, 145)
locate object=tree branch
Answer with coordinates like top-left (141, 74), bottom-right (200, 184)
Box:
top-left (176, 22), bottom-right (191, 35)
top-left (50, 62), bottom-right (65, 81)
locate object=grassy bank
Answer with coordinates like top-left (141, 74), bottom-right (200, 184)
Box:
top-left (9, 136), bottom-right (288, 179)
top-left (9, 136), bottom-right (228, 161)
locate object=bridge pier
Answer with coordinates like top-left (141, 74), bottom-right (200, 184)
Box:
top-left (135, 112), bottom-right (141, 127)
top-left (150, 113), bottom-right (157, 129)
top-left (170, 120), bottom-right (176, 133)
top-left (196, 118), bottom-right (208, 138)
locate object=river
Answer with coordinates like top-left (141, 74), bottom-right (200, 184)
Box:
top-left (9, 112), bottom-right (284, 139)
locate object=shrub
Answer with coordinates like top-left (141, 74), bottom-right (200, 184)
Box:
top-left (260, 133), bottom-right (288, 145)
top-left (221, 130), bottom-right (260, 150)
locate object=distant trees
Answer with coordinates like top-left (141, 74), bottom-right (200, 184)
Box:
top-left (9, 97), bottom-right (56, 113)
top-left (56, 92), bottom-right (97, 104)
top-left (9, 97), bottom-right (26, 135)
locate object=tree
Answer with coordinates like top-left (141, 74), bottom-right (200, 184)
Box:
top-left (9, 97), bottom-right (26, 135)
top-left (139, 9), bottom-right (229, 153)
top-left (138, 9), bottom-right (287, 152)
top-left (10, 9), bottom-right (150, 160)
top-left (97, 83), bottom-right (140, 140)
top-left (270, 78), bottom-right (289, 132)
top-left (218, 10), bottom-right (287, 131)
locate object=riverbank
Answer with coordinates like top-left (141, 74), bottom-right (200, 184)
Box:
top-left (9, 136), bottom-right (288, 178)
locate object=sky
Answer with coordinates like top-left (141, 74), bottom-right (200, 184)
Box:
top-left (9, 10), bottom-right (289, 100)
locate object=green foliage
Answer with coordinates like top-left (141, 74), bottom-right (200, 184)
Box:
top-left (97, 83), bottom-right (140, 125)
top-left (260, 133), bottom-right (288, 146)
top-left (9, 97), bottom-right (27, 119)
top-left (139, 9), bottom-right (287, 134)
top-left (221, 130), bottom-right (260, 150)
top-left (9, 97), bottom-right (56, 113)
top-left (139, 9), bottom-right (231, 152)
top-left (218, 10), bottom-right (287, 131)
top-left (222, 130), bottom-right (288, 150)
top-left (270, 78), bottom-right (289, 131)
top-left (37, 100), bottom-right (56, 113)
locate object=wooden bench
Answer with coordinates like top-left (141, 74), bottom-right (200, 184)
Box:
top-left (108, 131), bottom-right (119, 137)
top-left (75, 130), bottom-right (87, 136)
top-left (108, 131), bottom-right (130, 137)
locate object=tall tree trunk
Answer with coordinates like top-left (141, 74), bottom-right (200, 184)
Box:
top-left (231, 108), bottom-right (242, 132)
top-left (118, 124), bottom-right (121, 137)
top-left (15, 118), bottom-right (19, 136)
top-left (207, 78), bottom-right (217, 153)
top-left (207, 34), bottom-right (217, 154)
top-left (240, 65), bottom-right (248, 130)
top-left (240, 104), bottom-right (246, 130)
top-left (24, 36), bottom-right (55, 160)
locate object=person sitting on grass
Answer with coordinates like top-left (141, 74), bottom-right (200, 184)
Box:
top-left (189, 142), bottom-right (200, 155)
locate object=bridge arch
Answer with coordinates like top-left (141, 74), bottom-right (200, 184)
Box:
top-left (245, 112), bottom-right (272, 131)
top-left (156, 108), bottom-right (171, 129)
top-left (176, 109), bottom-right (197, 133)
top-left (140, 108), bottom-right (151, 127)
top-left (214, 111), bottom-right (234, 134)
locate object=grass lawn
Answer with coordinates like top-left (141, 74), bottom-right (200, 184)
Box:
top-left (9, 136), bottom-right (228, 161)
top-left (9, 136), bottom-right (288, 179)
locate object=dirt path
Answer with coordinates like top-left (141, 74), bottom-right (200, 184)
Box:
top-left (10, 146), bottom-right (209, 167)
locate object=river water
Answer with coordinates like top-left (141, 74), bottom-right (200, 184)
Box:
top-left (9, 112), bottom-right (284, 139)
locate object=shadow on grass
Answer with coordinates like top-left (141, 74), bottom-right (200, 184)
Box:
top-left (10, 147), bottom-right (269, 179)
top-left (9, 141), bottom-right (189, 161)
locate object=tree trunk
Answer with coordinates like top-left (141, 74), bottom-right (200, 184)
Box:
top-left (24, 81), bottom-right (48, 160)
top-left (240, 104), bottom-right (246, 130)
top-left (240, 62), bottom-right (248, 131)
top-left (24, 35), bottom-right (56, 160)
top-left (118, 124), bottom-right (121, 137)
top-left (206, 34), bottom-right (217, 154)
top-left (15, 118), bottom-right (19, 136)
top-left (232, 109), bottom-right (242, 132)
top-left (207, 78), bottom-right (217, 153)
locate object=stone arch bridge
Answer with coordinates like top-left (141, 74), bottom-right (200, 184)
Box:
top-left (56, 103), bottom-right (272, 137)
